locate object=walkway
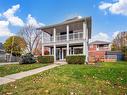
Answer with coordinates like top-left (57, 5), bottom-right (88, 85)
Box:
top-left (0, 63), bottom-right (67, 85)
top-left (0, 62), bottom-right (18, 66)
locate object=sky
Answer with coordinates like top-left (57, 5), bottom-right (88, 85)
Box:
top-left (0, 0), bottom-right (127, 43)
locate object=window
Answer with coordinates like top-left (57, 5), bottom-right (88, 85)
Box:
top-left (90, 45), bottom-right (93, 48)
top-left (74, 47), bottom-right (83, 54)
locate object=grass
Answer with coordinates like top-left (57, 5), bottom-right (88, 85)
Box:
top-left (0, 63), bottom-right (48, 77)
top-left (0, 61), bottom-right (127, 95)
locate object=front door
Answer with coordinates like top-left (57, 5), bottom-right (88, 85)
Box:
top-left (62, 49), bottom-right (66, 59)
top-left (56, 48), bottom-right (60, 60)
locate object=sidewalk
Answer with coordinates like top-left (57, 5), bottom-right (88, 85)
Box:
top-left (0, 63), bottom-right (66, 85)
top-left (0, 62), bottom-right (19, 66)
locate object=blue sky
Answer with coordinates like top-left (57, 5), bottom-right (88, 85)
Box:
top-left (0, 0), bottom-right (127, 42)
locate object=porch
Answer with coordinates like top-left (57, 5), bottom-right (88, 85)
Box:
top-left (44, 43), bottom-right (84, 61)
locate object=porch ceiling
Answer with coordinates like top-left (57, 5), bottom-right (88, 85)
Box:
top-left (42, 21), bottom-right (83, 35)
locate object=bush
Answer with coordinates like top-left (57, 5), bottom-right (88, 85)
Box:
top-left (66, 55), bottom-right (86, 64)
top-left (19, 53), bottom-right (36, 64)
top-left (37, 55), bottom-right (54, 64)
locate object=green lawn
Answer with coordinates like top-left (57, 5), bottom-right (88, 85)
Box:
top-left (0, 63), bottom-right (47, 77)
top-left (0, 61), bottom-right (127, 95)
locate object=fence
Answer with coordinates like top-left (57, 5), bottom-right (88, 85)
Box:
top-left (0, 54), bottom-right (20, 63)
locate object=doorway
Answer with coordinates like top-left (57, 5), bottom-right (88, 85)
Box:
top-left (62, 48), bottom-right (66, 59)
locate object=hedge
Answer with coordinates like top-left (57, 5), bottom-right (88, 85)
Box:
top-left (37, 55), bottom-right (54, 64)
top-left (66, 55), bottom-right (86, 64)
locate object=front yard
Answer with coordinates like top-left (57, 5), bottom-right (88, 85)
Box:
top-left (0, 63), bottom-right (47, 77)
top-left (0, 61), bottom-right (127, 95)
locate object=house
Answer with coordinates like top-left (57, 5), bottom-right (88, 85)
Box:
top-left (89, 41), bottom-right (111, 62)
top-left (0, 43), bottom-right (6, 62)
top-left (38, 16), bottom-right (92, 63)
top-left (89, 40), bottom-right (124, 62)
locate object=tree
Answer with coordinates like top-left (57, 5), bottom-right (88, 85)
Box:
top-left (122, 46), bottom-right (127, 56)
top-left (112, 32), bottom-right (127, 51)
top-left (4, 36), bottom-right (27, 56)
top-left (19, 25), bottom-right (42, 54)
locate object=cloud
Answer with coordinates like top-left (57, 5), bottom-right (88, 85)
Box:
top-left (99, 2), bottom-right (112, 10)
top-left (3, 4), bottom-right (24, 26)
top-left (99, 0), bottom-right (127, 16)
top-left (0, 21), bottom-right (14, 37)
top-left (0, 4), bottom-right (44, 42)
top-left (91, 32), bottom-right (110, 42)
top-left (26, 14), bottom-right (45, 27)
top-left (112, 31), bottom-right (120, 38)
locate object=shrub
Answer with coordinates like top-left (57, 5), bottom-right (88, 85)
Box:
top-left (66, 55), bottom-right (86, 64)
top-left (19, 53), bottom-right (36, 64)
top-left (37, 55), bottom-right (54, 64)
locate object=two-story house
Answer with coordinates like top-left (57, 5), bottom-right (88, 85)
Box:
top-left (38, 16), bottom-right (92, 63)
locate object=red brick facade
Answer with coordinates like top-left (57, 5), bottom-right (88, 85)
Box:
top-left (89, 41), bottom-right (111, 62)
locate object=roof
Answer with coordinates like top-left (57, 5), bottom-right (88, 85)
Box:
top-left (38, 16), bottom-right (91, 29)
top-left (105, 51), bottom-right (123, 55)
top-left (90, 41), bottom-right (111, 45)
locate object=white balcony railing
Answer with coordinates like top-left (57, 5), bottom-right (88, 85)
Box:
top-left (69, 32), bottom-right (83, 41)
top-left (43, 32), bottom-right (83, 43)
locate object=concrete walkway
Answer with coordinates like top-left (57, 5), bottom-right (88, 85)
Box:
top-left (0, 63), bottom-right (66, 85)
top-left (0, 62), bottom-right (19, 66)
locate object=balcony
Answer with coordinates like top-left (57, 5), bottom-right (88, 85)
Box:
top-left (43, 32), bottom-right (83, 43)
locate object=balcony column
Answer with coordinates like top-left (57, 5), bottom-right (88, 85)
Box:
top-left (42, 31), bottom-right (44, 55)
top-left (53, 28), bottom-right (56, 42)
top-left (67, 25), bottom-right (69, 41)
top-left (54, 45), bottom-right (56, 61)
top-left (66, 25), bottom-right (69, 56)
top-left (83, 21), bottom-right (88, 63)
top-left (53, 28), bottom-right (56, 61)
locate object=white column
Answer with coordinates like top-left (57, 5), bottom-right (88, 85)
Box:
top-left (83, 21), bottom-right (86, 55)
top-left (83, 21), bottom-right (88, 63)
top-left (53, 28), bottom-right (56, 42)
top-left (42, 31), bottom-right (44, 55)
top-left (54, 45), bottom-right (56, 61)
top-left (66, 25), bottom-right (69, 56)
top-left (53, 28), bottom-right (56, 61)
top-left (49, 47), bottom-right (51, 55)
top-left (67, 43), bottom-right (69, 56)
top-left (66, 25), bottom-right (69, 41)
top-left (86, 29), bottom-right (89, 63)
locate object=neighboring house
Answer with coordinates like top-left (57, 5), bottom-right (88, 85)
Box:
top-left (38, 16), bottom-right (92, 62)
top-left (0, 43), bottom-right (20, 62)
top-left (0, 43), bottom-right (6, 62)
top-left (89, 40), bottom-right (123, 62)
top-left (89, 41), bottom-right (111, 62)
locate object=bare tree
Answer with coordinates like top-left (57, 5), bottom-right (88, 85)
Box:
top-left (18, 25), bottom-right (42, 54)
top-left (112, 32), bottom-right (127, 51)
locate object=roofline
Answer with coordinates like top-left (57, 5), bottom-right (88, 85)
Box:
top-left (89, 41), bottom-right (111, 45)
top-left (37, 16), bottom-right (91, 30)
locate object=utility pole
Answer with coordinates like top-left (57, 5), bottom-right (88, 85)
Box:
top-left (9, 36), bottom-right (15, 62)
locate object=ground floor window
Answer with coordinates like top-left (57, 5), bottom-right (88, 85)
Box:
top-left (74, 47), bottom-right (83, 54)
